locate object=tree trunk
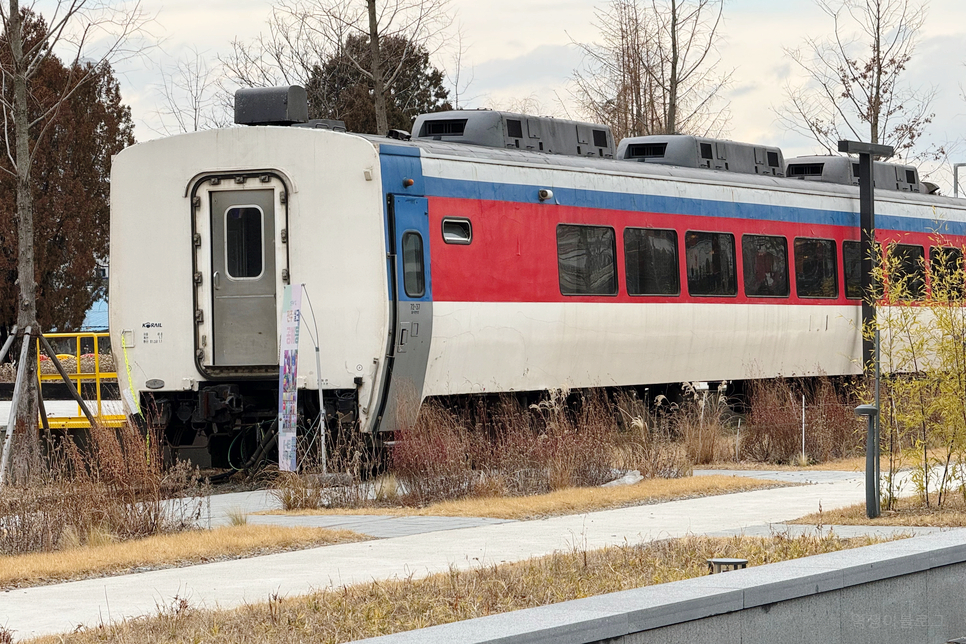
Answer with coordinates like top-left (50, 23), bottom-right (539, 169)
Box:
top-left (666, 0), bottom-right (679, 134)
top-left (368, 0), bottom-right (388, 135)
top-left (10, 0), bottom-right (39, 447)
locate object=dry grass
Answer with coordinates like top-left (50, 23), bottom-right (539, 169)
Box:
top-left (31, 532), bottom-right (890, 644)
top-left (738, 376), bottom-right (864, 464)
top-left (1, 422), bottom-right (204, 556)
top-left (704, 456), bottom-right (873, 472)
top-left (267, 475), bottom-right (788, 520)
top-left (0, 524), bottom-right (367, 589)
top-left (793, 493), bottom-right (966, 527)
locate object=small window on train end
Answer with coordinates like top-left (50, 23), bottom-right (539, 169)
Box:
top-left (557, 224), bottom-right (618, 296)
top-left (767, 151), bottom-right (780, 168)
top-left (742, 234), bottom-right (789, 297)
top-left (506, 119), bottom-right (523, 139)
top-left (593, 129), bottom-right (608, 148)
top-left (794, 238), bottom-right (838, 298)
top-left (888, 243), bottom-right (926, 301)
top-left (685, 231), bottom-right (737, 297)
top-left (442, 218), bottom-right (472, 244)
top-left (700, 143), bottom-right (714, 160)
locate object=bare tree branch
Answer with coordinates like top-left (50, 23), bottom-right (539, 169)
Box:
top-left (570, 0), bottom-right (731, 140)
top-left (776, 0), bottom-right (941, 163)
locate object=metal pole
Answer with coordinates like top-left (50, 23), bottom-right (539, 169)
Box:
top-left (840, 140), bottom-right (892, 520)
top-left (859, 151), bottom-right (876, 371)
top-left (0, 325), bottom-right (18, 364)
top-left (38, 334), bottom-right (97, 427)
top-left (0, 327), bottom-right (32, 486)
top-left (874, 329), bottom-right (881, 515)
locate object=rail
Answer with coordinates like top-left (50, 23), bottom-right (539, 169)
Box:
top-left (36, 332), bottom-right (125, 429)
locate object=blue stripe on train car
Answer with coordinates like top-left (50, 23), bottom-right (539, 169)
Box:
top-left (422, 176), bottom-right (966, 237)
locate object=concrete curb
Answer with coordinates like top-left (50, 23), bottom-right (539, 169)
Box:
top-left (353, 529), bottom-right (966, 644)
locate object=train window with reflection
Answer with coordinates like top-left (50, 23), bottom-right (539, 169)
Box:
top-left (401, 231), bottom-right (425, 297)
top-left (557, 224), bottom-right (617, 295)
top-left (685, 231), bottom-right (736, 296)
top-left (888, 244), bottom-right (925, 300)
top-left (795, 238), bottom-right (838, 298)
top-left (741, 235), bottom-right (789, 297)
top-left (225, 206), bottom-right (264, 279)
top-left (624, 228), bottom-right (679, 296)
top-left (929, 246), bottom-right (964, 299)
top-left (843, 241), bottom-right (862, 299)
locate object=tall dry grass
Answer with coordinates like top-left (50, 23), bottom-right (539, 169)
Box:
top-left (739, 376), bottom-right (863, 464)
top-left (0, 422), bottom-right (205, 556)
top-left (276, 389), bottom-right (692, 510)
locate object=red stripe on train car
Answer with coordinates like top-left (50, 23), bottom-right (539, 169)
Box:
top-left (427, 196), bottom-right (966, 305)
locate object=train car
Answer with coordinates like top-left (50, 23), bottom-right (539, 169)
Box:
top-left (108, 87), bottom-right (966, 466)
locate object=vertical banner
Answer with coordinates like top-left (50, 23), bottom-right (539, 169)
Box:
top-left (278, 284), bottom-right (303, 472)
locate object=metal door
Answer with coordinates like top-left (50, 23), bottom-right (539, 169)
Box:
top-left (210, 190), bottom-right (278, 366)
top-left (375, 195), bottom-right (433, 430)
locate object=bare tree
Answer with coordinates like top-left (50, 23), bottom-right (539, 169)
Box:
top-left (224, 0), bottom-right (452, 135)
top-left (0, 0), bottom-right (150, 442)
top-left (443, 23), bottom-right (473, 110)
top-left (153, 47), bottom-right (230, 135)
top-left (571, 0), bottom-right (731, 140)
top-left (777, 0), bottom-right (938, 160)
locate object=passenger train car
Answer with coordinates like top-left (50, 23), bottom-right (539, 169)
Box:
top-left (108, 86), bottom-right (966, 465)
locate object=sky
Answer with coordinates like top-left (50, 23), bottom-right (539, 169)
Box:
top-left (108, 0), bottom-right (966, 187)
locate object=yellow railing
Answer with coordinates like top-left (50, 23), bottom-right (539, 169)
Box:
top-left (36, 332), bottom-right (126, 429)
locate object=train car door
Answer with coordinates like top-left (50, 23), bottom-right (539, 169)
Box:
top-left (209, 190), bottom-right (278, 367)
top-left (378, 194), bottom-right (433, 429)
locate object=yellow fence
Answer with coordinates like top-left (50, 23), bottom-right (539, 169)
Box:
top-left (36, 332), bottom-right (126, 429)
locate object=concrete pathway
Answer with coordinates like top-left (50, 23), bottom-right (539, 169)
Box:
top-left (0, 470), bottom-right (951, 641)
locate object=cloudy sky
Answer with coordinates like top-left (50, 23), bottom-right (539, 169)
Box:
top-left (113, 0), bottom-right (966, 183)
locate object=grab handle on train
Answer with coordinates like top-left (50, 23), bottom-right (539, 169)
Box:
top-left (213, 271), bottom-right (221, 290)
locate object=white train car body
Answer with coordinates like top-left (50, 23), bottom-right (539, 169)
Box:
top-left (109, 105), bottom-right (966, 465)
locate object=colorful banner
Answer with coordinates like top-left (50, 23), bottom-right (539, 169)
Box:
top-left (278, 284), bottom-right (302, 472)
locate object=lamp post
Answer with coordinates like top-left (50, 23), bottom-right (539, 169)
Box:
top-left (839, 139), bottom-right (894, 520)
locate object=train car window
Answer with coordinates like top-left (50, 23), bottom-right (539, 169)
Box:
top-left (624, 228), bottom-right (679, 296)
top-left (685, 231), bottom-right (737, 296)
top-left (506, 119), bottom-right (523, 139)
top-left (843, 241), bottom-right (862, 299)
top-left (888, 244), bottom-right (925, 300)
top-left (794, 238), bottom-right (838, 298)
top-left (741, 235), bottom-right (789, 297)
top-left (401, 232), bottom-right (425, 297)
top-left (225, 206), bottom-right (263, 279)
top-left (441, 218), bottom-right (472, 244)
top-left (844, 240), bottom-right (885, 300)
top-left (700, 143), bottom-right (713, 160)
top-left (767, 151), bottom-right (780, 168)
top-left (930, 246), bottom-right (964, 299)
top-left (557, 224), bottom-right (617, 295)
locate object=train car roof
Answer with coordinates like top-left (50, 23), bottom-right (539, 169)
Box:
top-left (360, 133), bottom-right (966, 211)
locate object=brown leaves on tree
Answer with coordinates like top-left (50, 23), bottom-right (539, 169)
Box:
top-left (0, 11), bottom-right (135, 332)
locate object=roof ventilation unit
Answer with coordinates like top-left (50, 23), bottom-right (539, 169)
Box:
top-left (616, 135), bottom-right (785, 177)
top-left (411, 110), bottom-right (615, 158)
top-left (785, 156), bottom-right (922, 193)
top-left (235, 86), bottom-right (309, 126)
